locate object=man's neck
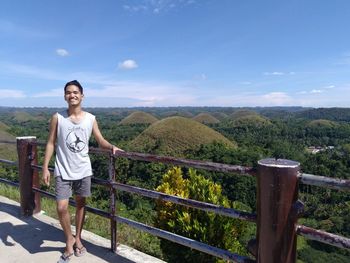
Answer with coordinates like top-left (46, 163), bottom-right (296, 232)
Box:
top-left (67, 105), bottom-right (83, 117)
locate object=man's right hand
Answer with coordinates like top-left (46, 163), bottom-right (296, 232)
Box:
top-left (43, 168), bottom-right (51, 186)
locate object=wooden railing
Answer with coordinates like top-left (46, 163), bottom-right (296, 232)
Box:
top-left (0, 137), bottom-right (349, 263)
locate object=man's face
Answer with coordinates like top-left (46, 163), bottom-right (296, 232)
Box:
top-left (64, 85), bottom-right (83, 106)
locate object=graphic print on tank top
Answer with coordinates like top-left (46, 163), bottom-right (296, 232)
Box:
top-left (65, 126), bottom-right (87, 153)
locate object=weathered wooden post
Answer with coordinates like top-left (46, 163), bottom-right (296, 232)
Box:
top-left (17, 136), bottom-right (41, 216)
top-left (109, 152), bottom-right (117, 252)
top-left (256, 158), bottom-right (300, 263)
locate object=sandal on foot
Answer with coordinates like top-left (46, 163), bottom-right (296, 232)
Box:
top-left (57, 252), bottom-right (73, 263)
top-left (73, 244), bottom-right (87, 257)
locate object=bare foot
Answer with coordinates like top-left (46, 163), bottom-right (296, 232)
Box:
top-left (65, 235), bottom-right (76, 254)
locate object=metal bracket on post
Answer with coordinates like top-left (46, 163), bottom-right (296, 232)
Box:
top-left (16, 136), bottom-right (40, 216)
top-left (256, 158), bottom-right (300, 263)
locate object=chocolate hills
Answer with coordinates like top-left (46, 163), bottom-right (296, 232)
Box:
top-left (229, 110), bottom-right (271, 127)
top-left (192, 113), bottom-right (220, 124)
top-left (119, 111), bottom-right (158, 125)
top-left (0, 121), bottom-right (16, 160)
top-left (129, 116), bottom-right (236, 156)
top-left (307, 119), bottom-right (338, 128)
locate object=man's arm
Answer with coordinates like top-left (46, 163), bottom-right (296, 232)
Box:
top-left (42, 113), bottom-right (58, 186)
top-left (92, 119), bottom-right (123, 154)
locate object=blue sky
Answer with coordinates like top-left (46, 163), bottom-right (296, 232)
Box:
top-left (1, 0), bottom-right (350, 107)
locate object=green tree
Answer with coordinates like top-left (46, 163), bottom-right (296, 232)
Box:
top-left (155, 167), bottom-right (248, 263)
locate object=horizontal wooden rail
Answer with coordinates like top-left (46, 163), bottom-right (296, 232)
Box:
top-left (92, 177), bottom-right (257, 222)
top-left (90, 147), bottom-right (257, 176)
top-left (116, 216), bottom-right (254, 263)
top-left (298, 173), bottom-right (350, 191)
top-left (29, 156), bottom-right (350, 253)
top-left (297, 225), bottom-right (350, 250)
top-left (0, 159), bottom-right (17, 166)
top-left (0, 140), bottom-right (16, 144)
top-left (31, 164), bottom-right (256, 222)
top-left (0, 177), bottom-right (20, 187)
top-left (32, 187), bottom-right (112, 218)
top-left (31, 186), bottom-right (254, 262)
top-left (31, 164), bottom-right (54, 172)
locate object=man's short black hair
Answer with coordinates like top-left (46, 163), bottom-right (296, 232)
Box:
top-left (64, 80), bottom-right (83, 94)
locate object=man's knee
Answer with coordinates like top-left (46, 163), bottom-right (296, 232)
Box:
top-left (75, 196), bottom-right (86, 208)
top-left (56, 200), bottom-right (69, 214)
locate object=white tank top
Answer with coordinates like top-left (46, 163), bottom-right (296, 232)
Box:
top-left (54, 110), bottom-right (95, 180)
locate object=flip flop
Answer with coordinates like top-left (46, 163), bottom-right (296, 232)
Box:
top-left (73, 243), bottom-right (87, 257)
top-left (57, 252), bottom-right (74, 263)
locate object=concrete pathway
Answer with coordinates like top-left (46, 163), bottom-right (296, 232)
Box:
top-left (0, 195), bottom-right (165, 263)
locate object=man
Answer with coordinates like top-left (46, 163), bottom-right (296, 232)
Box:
top-left (43, 80), bottom-right (122, 262)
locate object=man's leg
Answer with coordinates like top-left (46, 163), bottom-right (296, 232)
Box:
top-left (57, 199), bottom-right (75, 255)
top-left (74, 195), bottom-right (86, 249)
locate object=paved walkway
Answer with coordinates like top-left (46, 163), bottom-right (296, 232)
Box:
top-left (0, 195), bottom-right (165, 263)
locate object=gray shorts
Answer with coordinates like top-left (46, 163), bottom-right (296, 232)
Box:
top-left (55, 176), bottom-right (91, 200)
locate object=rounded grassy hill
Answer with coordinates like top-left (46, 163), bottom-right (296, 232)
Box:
top-left (129, 116), bottom-right (236, 156)
top-left (307, 119), bottom-right (338, 128)
top-left (0, 121), bottom-right (17, 160)
top-left (119, 111), bottom-right (158, 125)
top-left (211, 112), bottom-right (228, 121)
top-left (160, 111), bottom-right (194, 118)
top-left (229, 110), bottom-right (271, 127)
top-left (13, 111), bottom-right (38, 122)
top-left (192, 113), bottom-right (220, 124)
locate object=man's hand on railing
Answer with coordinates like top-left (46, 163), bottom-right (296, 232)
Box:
top-left (111, 145), bottom-right (124, 155)
top-left (42, 168), bottom-right (51, 186)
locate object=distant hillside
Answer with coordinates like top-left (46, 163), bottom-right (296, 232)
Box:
top-left (129, 116), bottom-right (236, 156)
top-left (211, 112), bottom-right (228, 121)
top-left (307, 119), bottom-right (338, 128)
top-left (295, 108), bottom-right (350, 122)
top-left (192, 113), bottom-right (220, 124)
top-left (230, 110), bottom-right (258, 120)
top-left (228, 110), bottom-right (271, 127)
top-left (160, 111), bottom-right (194, 118)
top-left (13, 111), bottom-right (38, 122)
top-left (119, 111), bottom-right (158, 125)
top-left (0, 121), bottom-right (16, 160)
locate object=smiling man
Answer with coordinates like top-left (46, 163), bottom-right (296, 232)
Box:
top-left (42, 80), bottom-right (122, 262)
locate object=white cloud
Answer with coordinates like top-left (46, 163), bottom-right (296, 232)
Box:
top-left (297, 91), bottom-right (307, 94)
top-left (123, 0), bottom-right (196, 14)
top-left (123, 5), bottom-right (147, 12)
top-left (263, 71), bottom-right (295, 76)
top-left (32, 88), bottom-right (62, 98)
top-left (310, 89), bottom-right (323, 93)
top-left (89, 82), bottom-right (197, 107)
top-left (264, 72), bottom-right (285, 76)
top-left (0, 89), bottom-right (26, 98)
top-left (262, 92), bottom-right (293, 105)
top-left (118, 59), bottom-right (138, 70)
top-left (56, 48), bottom-right (69, 57)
